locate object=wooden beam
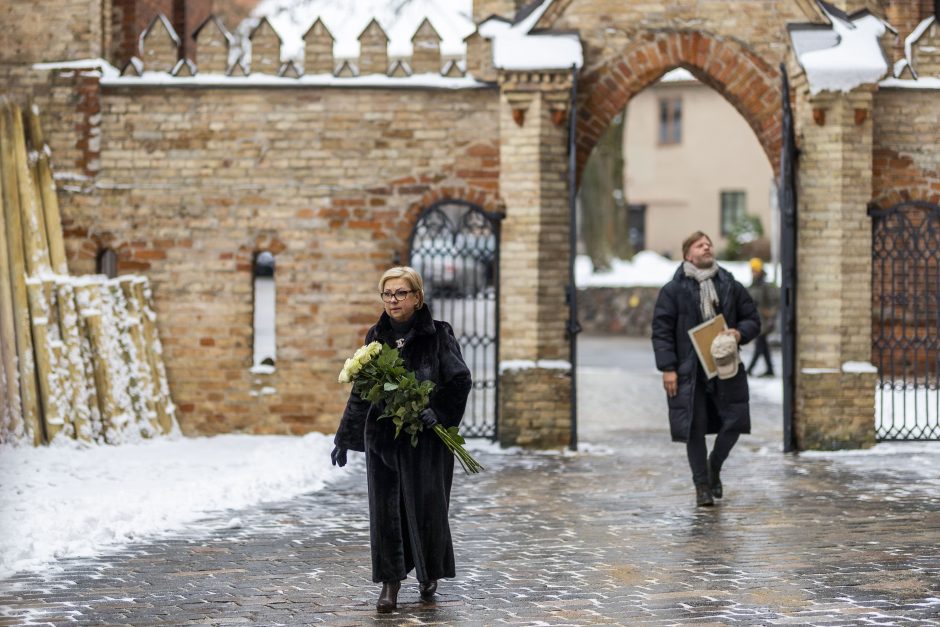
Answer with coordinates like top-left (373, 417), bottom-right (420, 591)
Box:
top-left (55, 278), bottom-right (94, 442)
top-left (25, 104), bottom-right (68, 274)
top-left (134, 278), bottom-right (177, 434)
top-left (0, 98), bottom-right (42, 445)
top-left (0, 104), bottom-right (22, 442)
top-left (9, 101), bottom-right (51, 276)
top-left (27, 278), bottom-right (63, 442)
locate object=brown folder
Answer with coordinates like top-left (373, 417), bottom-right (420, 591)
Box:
top-left (687, 314), bottom-right (728, 379)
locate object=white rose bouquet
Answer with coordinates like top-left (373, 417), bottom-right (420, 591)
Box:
top-left (339, 341), bottom-right (484, 474)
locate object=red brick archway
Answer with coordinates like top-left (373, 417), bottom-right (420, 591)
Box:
top-left (576, 30), bottom-right (783, 182)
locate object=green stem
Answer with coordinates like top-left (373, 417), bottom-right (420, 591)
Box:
top-left (433, 424), bottom-right (484, 474)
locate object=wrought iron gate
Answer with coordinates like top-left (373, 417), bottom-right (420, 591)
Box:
top-left (778, 64), bottom-right (798, 452)
top-left (408, 199), bottom-right (500, 439)
top-left (870, 200), bottom-right (940, 440)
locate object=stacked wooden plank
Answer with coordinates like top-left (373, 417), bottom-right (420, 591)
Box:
top-left (0, 97), bottom-right (178, 446)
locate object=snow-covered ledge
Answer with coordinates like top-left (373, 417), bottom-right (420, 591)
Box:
top-left (879, 77), bottom-right (940, 90)
top-left (842, 361), bottom-right (878, 374)
top-left (801, 362), bottom-right (879, 375)
top-left (33, 58), bottom-right (489, 90)
top-left (801, 367), bottom-right (841, 375)
top-left (500, 359), bottom-right (571, 374)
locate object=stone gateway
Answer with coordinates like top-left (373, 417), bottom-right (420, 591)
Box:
top-left (1, 0), bottom-right (937, 449)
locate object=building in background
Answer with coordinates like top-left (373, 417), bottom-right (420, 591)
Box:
top-left (624, 68), bottom-right (775, 260)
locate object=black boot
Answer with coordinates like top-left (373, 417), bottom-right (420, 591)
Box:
top-left (419, 579), bottom-right (437, 601)
top-left (708, 457), bottom-right (723, 499)
top-left (695, 483), bottom-right (715, 507)
top-left (376, 580), bottom-right (400, 613)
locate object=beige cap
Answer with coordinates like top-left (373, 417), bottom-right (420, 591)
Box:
top-left (710, 334), bottom-right (739, 380)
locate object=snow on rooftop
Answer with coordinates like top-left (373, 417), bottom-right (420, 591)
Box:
top-left (247, 0), bottom-right (476, 62)
top-left (480, 0), bottom-right (582, 71)
top-left (903, 15), bottom-right (936, 73)
top-left (883, 15), bottom-right (939, 88)
top-left (791, 4), bottom-right (888, 95)
top-left (659, 67), bottom-right (696, 83)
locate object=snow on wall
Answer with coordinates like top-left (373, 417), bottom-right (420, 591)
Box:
top-left (247, 0), bottom-right (475, 63)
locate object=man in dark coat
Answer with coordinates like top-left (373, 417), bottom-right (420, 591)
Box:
top-left (651, 231), bottom-right (760, 506)
top-left (331, 267), bottom-right (471, 612)
top-left (746, 257), bottom-right (780, 377)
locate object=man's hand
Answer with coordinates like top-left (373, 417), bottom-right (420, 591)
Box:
top-left (330, 446), bottom-right (348, 467)
top-left (663, 371), bottom-right (678, 398)
top-left (724, 328), bottom-right (742, 344)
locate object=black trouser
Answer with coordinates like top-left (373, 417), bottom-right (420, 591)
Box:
top-left (747, 334), bottom-right (773, 375)
top-left (686, 381), bottom-right (739, 486)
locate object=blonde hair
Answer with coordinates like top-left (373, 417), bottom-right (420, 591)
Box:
top-left (378, 266), bottom-right (425, 309)
top-left (682, 231), bottom-right (712, 260)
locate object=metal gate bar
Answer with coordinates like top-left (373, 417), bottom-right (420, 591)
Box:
top-left (408, 200), bottom-right (500, 439)
top-left (870, 200), bottom-right (940, 440)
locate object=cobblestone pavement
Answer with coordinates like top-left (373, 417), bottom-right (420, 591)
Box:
top-left (3, 337), bottom-right (939, 625)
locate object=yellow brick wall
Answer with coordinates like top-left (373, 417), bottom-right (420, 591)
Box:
top-left (44, 85), bottom-right (501, 436)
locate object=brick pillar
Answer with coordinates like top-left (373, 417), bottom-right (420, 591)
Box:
top-left (794, 82), bottom-right (878, 450)
top-left (498, 74), bottom-right (573, 448)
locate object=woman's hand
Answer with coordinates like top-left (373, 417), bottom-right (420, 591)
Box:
top-left (418, 408), bottom-right (439, 428)
top-left (330, 446), bottom-right (348, 467)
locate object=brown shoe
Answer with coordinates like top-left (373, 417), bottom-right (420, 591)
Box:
top-left (376, 580), bottom-right (400, 613)
top-left (419, 579), bottom-right (437, 601)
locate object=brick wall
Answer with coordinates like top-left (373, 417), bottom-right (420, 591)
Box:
top-left (499, 367), bottom-right (571, 448)
top-left (873, 89), bottom-right (940, 206)
top-left (793, 83), bottom-right (878, 450)
top-left (0, 0), bottom-right (103, 63)
top-left (48, 84), bottom-right (500, 436)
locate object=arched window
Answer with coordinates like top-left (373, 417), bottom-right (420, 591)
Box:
top-left (252, 251), bottom-right (276, 371)
top-left (97, 248), bottom-right (118, 279)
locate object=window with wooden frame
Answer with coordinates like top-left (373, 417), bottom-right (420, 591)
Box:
top-left (720, 190), bottom-right (747, 236)
top-left (658, 97), bottom-right (682, 145)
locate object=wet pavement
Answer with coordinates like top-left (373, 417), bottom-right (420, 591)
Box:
top-left (2, 336), bottom-right (939, 625)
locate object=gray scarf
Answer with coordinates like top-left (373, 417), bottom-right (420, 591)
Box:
top-left (683, 261), bottom-right (720, 321)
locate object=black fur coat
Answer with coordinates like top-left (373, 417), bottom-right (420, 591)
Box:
top-left (335, 305), bottom-right (472, 583)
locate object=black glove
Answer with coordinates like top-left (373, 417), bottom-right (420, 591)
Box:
top-left (418, 408), bottom-right (439, 429)
top-left (330, 445), bottom-right (347, 467)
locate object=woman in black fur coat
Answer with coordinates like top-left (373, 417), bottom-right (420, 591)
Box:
top-left (331, 266), bottom-right (472, 613)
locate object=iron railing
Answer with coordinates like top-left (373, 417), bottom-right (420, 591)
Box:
top-left (408, 199), bottom-right (501, 439)
top-left (870, 200), bottom-right (940, 440)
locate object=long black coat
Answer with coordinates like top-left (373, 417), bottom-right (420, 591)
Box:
top-left (334, 305), bottom-right (472, 583)
top-left (651, 265), bottom-right (760, 443)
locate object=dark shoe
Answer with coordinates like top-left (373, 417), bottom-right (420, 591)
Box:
top-left (695, 483), bottom-right (715, 507)
top-left (759, 371), bottom-right (775, 378)
top-left (708, 458), bottom-right (723, 499)
top-left (376, 580), bottom-right (400, 613)
top-left (419, 579), bottom-right (437, 601)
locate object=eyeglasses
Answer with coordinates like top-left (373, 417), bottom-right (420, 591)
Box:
top-left (380, 289), bottom-right (414, 302)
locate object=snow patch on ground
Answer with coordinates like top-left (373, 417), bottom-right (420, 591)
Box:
top-left (0, 433), bottom-right (348, 578)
